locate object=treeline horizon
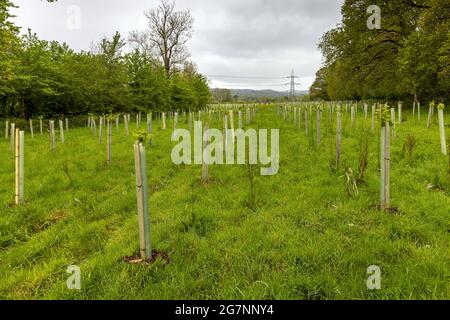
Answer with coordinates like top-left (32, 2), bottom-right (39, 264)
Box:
top-left (0, 0), bottom-right (211, 120)
top-left (210, 88), bottom-right (311, 104)
top-left (310, 0), bottom-right (449, 104)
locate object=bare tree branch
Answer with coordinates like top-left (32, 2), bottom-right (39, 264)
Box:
top-left (141, 0), bottom-right (194, 77)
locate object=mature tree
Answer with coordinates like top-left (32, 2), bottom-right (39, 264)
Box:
top-left (0, 0), bottom-right (210, 119)
top-left (126, 49), bottom-right (169, 111)
top-left (0, 0), bottom-right (19, 99)
top-left (309, 67), bottom-right (329, 101)
top-left (183, 63), bottom-right (210, 109)
top-left (138, 0), bottom-right (194, 77)
top-left (12, 30), bottom-right (59, 117)
top-left (211, 88), bottom-right (232, 103)
top-left (128, 30), bottom-right (156, 60)
top-left (314, 0), bottom-right (449, 103)
top-left (98, 32), bottom-right (125, 78)
top-left (168, 62), bottom-right (210, 111)
top-left (396, 0), bottom-right (450, 102)
top-left (422, 0), bottom-right (450, 98)
top-left (396, 32), bottom-right (435, 103)
top-left (95, 31), bottom-right (128, 112)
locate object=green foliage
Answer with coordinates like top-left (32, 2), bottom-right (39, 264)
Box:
top-left (313, 0), bottom-right (450, 103)
top-left (356, 129), bottom-right (370, 183)
top-left (345, 167), bottom-right (358, 197)
top-left (0, 1), bottom-right (210, 119)
top-left (0, 0), bottom-right (20, 97)
top-left (106, 113), bottom-right (115, 122)
top-left (211, 88), bottom-right (233, 103)
top-left (375, 104), bottom-right (392, 126)
top-left (133, 129), bottom-right (149, 144)
top-left (309, 67), bottom-right (329, 101)
top-left (402, 134), bottom-right (417, 160)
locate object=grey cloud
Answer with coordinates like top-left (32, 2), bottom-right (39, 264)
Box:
top-left (12, 0), bottom-right (344, 90)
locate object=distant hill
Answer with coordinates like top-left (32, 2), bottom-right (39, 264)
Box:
top-left (210, 88), bottom-right (309, 102)
top-left (228, 89), bottom-right (308, 99)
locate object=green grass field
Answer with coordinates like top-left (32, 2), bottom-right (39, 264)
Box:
top-left (0, 105), bottom-right (449, 300)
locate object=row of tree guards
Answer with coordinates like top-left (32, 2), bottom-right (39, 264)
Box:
top-left (4, 119), bottom-right (69, 153)
top-left (4, 105), bottom-right (258, 262)
top-left (277, 101), bottom-right (447, 210)
top-left (5, 119), bottom-right (70, 206)
top-left (3, 106), bottom-right (258, 167)
top-left (84, 106), bottom-right (257, 168)
top-left (127, 107), bottom-right (257, 260)
top-left (4, 118), bottom-right (69, 139)
top-left (129, 107), bottom-right (258, 260)
top-left (278, 101), bottom-right (447, 154)
top-left (3, 101), bottom-right (444, 259)
top-left (3, 103), bottom-right (261, 147)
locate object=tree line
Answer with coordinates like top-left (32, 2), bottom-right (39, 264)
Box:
top-left (0, 0), bottom-right (210, 119)
top-left (310, 0), bottom-right (449, 104)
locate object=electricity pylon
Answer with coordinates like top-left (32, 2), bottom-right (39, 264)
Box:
top-left (287, 70), bottom-right (300, 101)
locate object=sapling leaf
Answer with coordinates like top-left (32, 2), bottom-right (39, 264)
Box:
top-left (375, 104), bottom-right (392, 127)
top-left (134, 129), bottom-right (150, 144)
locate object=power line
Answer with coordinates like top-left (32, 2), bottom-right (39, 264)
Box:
top-left (207, 70), bottom-right (301, 93)
top-left (206, 75), bottom-right (286, 80)
top-left (209, 82), bottom-right (300, 86)
top-left (211, 83), bottom-right (289, 87)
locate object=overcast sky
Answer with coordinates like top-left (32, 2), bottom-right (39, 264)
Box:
top-left (12, 0), bottom-right (344, 91)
